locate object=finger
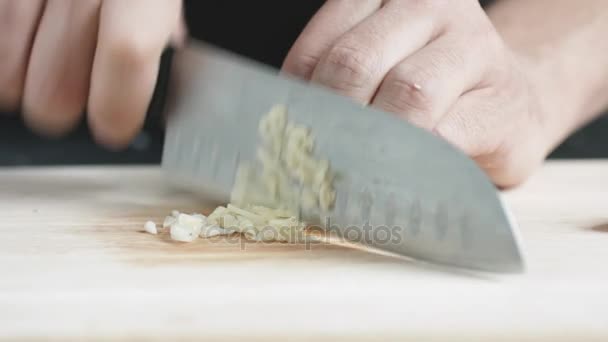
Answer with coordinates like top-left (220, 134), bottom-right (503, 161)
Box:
top-left (434, 88), bottom-right (505, 157)
top-left (282, 0), bottom-right (382, 80)
top-left (434, 88), bottom-right (547, 188)
top-left (170, 14), bottom-right (188, 48)
top-left (372, 34), bottom-right (488, 130)
top-left (88, 0), bottom-right (182, 149)
top-left (22, 0), bottom-right (101, 137)
top-left (311, 0), bottom-right (443, 103)
top-left (0, 0), bottom-right (45, 111)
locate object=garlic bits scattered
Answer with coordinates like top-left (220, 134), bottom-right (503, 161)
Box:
top-left (144, 104), bottom-right (336, 244)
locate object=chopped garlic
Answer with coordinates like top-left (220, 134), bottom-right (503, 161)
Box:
top-left (319, 181), bottom-right (336, 211)
top-left (145, 104), bottom-right (335, 244)
top-left (144, 221), bottom-right (158, 235)
top-left (249, 205), bottom-right (293, 218)
top-left (192, 213), bottom-right (207, 223)
top-left (300, 188), bottom-right (318, 211)
top-left (163, 215), bottom-right (176, 228)
top-left (200, 224), bottom-right (230, 238)
top-left (285, 123), bottom-right (314, 155)
top-left (206, 206), bottom-right (227, 226)
top-left (226, 204), bottom-right (265, 224)
top-left (205, 204), bottom-right (306, 243)
top-left (232, 104), bottom-right (336, 216)
top-left (149, 204), bottom-right (305, 243)
top-left (313, 159), bottom-right (330, 188)
top-left (259, 104), bottom-right (287, 153)
top-left (169, 213), bottom-right (205, 242)
top-left (170, 224), bottom-right (201, 242)
top-left (177, 213), bottom-right (205, 226)
top-left (244, 229), bottom-right (260, 241)
top-left (220, 214), bottom-right (239, 230)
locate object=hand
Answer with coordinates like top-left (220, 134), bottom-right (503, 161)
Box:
top-left (0, 0), bottom-right (184, 149)
top-left (283, 0), bottom-right (550, 187)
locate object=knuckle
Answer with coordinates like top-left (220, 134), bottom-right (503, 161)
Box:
top-left (432, 45), bottom-right (466, 71)
top-left (433, 108), bottom-right (488, 156)
top-left (22, 73), bottom-right (88, 133)
top-left (284, 52), bottom-right (320, 79)
top-left (102, 35), bottom-right (158, 68)
top-left (1, 1), bottom-right (38, 34)
top-left (380, 68), bottom-right (436, 117)
top-left (320, 43), bottom-right (377, 91)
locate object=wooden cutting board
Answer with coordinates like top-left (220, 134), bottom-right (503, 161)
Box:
top-left (1, 161), bottom-right (607, 341)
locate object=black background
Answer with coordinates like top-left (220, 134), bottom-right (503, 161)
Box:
top-left (1, 0), bottom-right (606, 166)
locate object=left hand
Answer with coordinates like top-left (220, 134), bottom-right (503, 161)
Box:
top-left (282, 0), bottom-right (550, 187)
top-left (0, 0), bottom-right (185, 149)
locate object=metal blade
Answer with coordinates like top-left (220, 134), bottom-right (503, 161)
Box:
top-left (162, 42), bottom-right (525, 273)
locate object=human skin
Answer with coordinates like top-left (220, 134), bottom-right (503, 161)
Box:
top-left (0, 0), bottom-right (184, 148)
top-left (1, 0), bottom-right (608, 187)
top-left (283, 0), bottom-right (608, 187)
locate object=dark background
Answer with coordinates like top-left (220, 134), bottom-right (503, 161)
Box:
top-left (1, 0), bottom-right (606, 166)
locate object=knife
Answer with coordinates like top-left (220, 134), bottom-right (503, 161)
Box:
top-left (161, 41), bottom-right (525, 273)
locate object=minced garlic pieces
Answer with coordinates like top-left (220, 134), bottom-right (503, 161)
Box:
top-left (233, 104), bottom-right (337, 215)
top-left (170, 213), bottom-right (205, 242)
top-left (259, 104), bottom-right (287, 155)
top-left (147, 105), bottom-right (335, 244)
top-left (157, 210), bottom-right (235, 242)
top-left (206, 204), bottom-right (306, 242)
top-left (144, 221), bottom-right (158, 235)
top-left (152, 206), bottom-right (305, 243)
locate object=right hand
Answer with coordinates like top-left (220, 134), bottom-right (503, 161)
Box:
top-left (0, 0), bottom-right (184, 149)
top-left (282, 0), bottom-right (549, 187)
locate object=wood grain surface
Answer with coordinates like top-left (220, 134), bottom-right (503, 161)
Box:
top-left (1, 161), bottom-right (607, 341)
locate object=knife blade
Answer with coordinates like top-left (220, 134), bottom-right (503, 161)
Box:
top-left (161, 41), bottom-right (525, 273)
